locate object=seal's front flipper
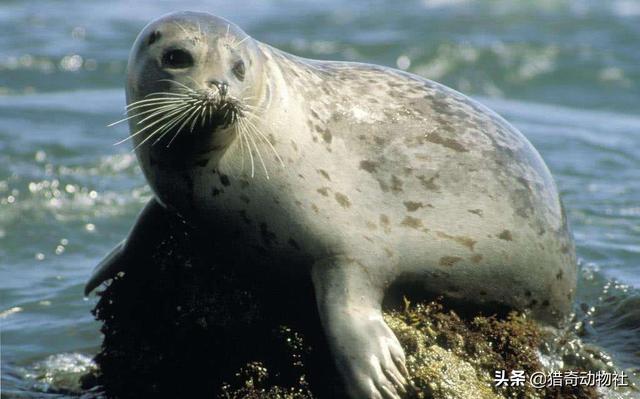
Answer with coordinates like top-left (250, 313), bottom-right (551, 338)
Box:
top-left (84, 198), bottom-right (167, 296)
top-left (312, 256), bottom-right (410, 399)
top-left (84, 240), bottom-right (126, 296)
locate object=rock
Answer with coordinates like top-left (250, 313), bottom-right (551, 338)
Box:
top-left (87, 211), bottom-right (630, 398)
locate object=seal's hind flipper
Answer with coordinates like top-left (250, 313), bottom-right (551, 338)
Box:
top-left (84, 241), bottom-right (126, 296)
top-left (84, 198), bottom-right (167, 295)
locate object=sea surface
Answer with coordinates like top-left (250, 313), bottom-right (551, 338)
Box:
top-left (1, 0), bottom-right (638, 397)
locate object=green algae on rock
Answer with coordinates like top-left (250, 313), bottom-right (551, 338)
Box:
top-left (385, 301), bottom-right (600, 399)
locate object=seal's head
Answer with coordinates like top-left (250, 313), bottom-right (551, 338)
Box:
top-left (124, 11), bottom-right (265, 160)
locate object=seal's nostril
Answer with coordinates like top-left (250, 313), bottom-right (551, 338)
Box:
top-left (218, 82), bottom-right (228, 97)
top-left (208, 80), bottom-right (229, 97)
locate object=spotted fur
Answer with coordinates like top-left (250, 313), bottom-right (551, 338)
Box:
top-left (92, 11), bottom-right (577, 399)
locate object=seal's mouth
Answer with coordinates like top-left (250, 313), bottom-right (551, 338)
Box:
top-left (185, 89), bottom-right (244, 132)
top-left (111, 80), bottom-right (245, 149)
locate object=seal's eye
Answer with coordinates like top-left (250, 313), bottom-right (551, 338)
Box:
top-left (162, 49), bottom-right (194, 69)
top-left (232, 60), bottom-right (245, 81)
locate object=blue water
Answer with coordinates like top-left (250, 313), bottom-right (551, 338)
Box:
top-left (1, 0), bottom-right (638, 396)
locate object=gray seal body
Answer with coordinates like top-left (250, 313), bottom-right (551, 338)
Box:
top-left (87, 11), bottom-right (577, 398)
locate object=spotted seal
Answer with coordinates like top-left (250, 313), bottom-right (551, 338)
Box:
top-left (86, 11), bottom-right (577, 398)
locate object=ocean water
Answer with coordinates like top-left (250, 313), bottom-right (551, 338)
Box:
top-left (1, 0), bottom-right (638, 396)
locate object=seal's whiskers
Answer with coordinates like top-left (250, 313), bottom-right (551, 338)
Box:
top-left (113, 103), bottom-right (192, 146)
top-left (108, 102), bottom-right (181, 127)
top-left (188, 105), bottom-right (206, 133)
top-left (242, 114), bottom-right (285, 168)
top-left (134, 103), bottom-right (189, 126)
top-left (142, 91), bottom-right (191, 98)
top-left (242, 119), bottom-right (268, 178)
top-left (166, 105), bottom-right (204, 148)
top-left (124, 100), bottom-right (184, 113)
top-left (171, 21), bottom-right (189, 36)
top-left (132, 106), bottom-right (195, 151)
top-left (232, 35), bottom-right (249, 49)
top-left (237, 118), bottom-right (256, 177)
top-left (151, 109), bottom-right (196, 146)
top-left (236, 123), bottom-right (247, 172)
top-left (129, 104), bottom-right (191, 136)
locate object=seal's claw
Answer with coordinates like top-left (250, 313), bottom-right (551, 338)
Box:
top-left (383, 364), bottom-right (407, 395)
top-left (379, 384), bottom-right (401, 399)
top-left (369, 384), bottom-right (384, 399)
top-left (388, 339), bottom-right (409, 378)
top-left (337, 316), bottom-right (409, 399)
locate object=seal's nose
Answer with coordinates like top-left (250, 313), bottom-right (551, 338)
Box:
top-left (208, 80), bottom-right (228, 97)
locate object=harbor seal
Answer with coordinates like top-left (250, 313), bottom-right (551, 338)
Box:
top-left (86, 11), bottom-right (577, 398)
